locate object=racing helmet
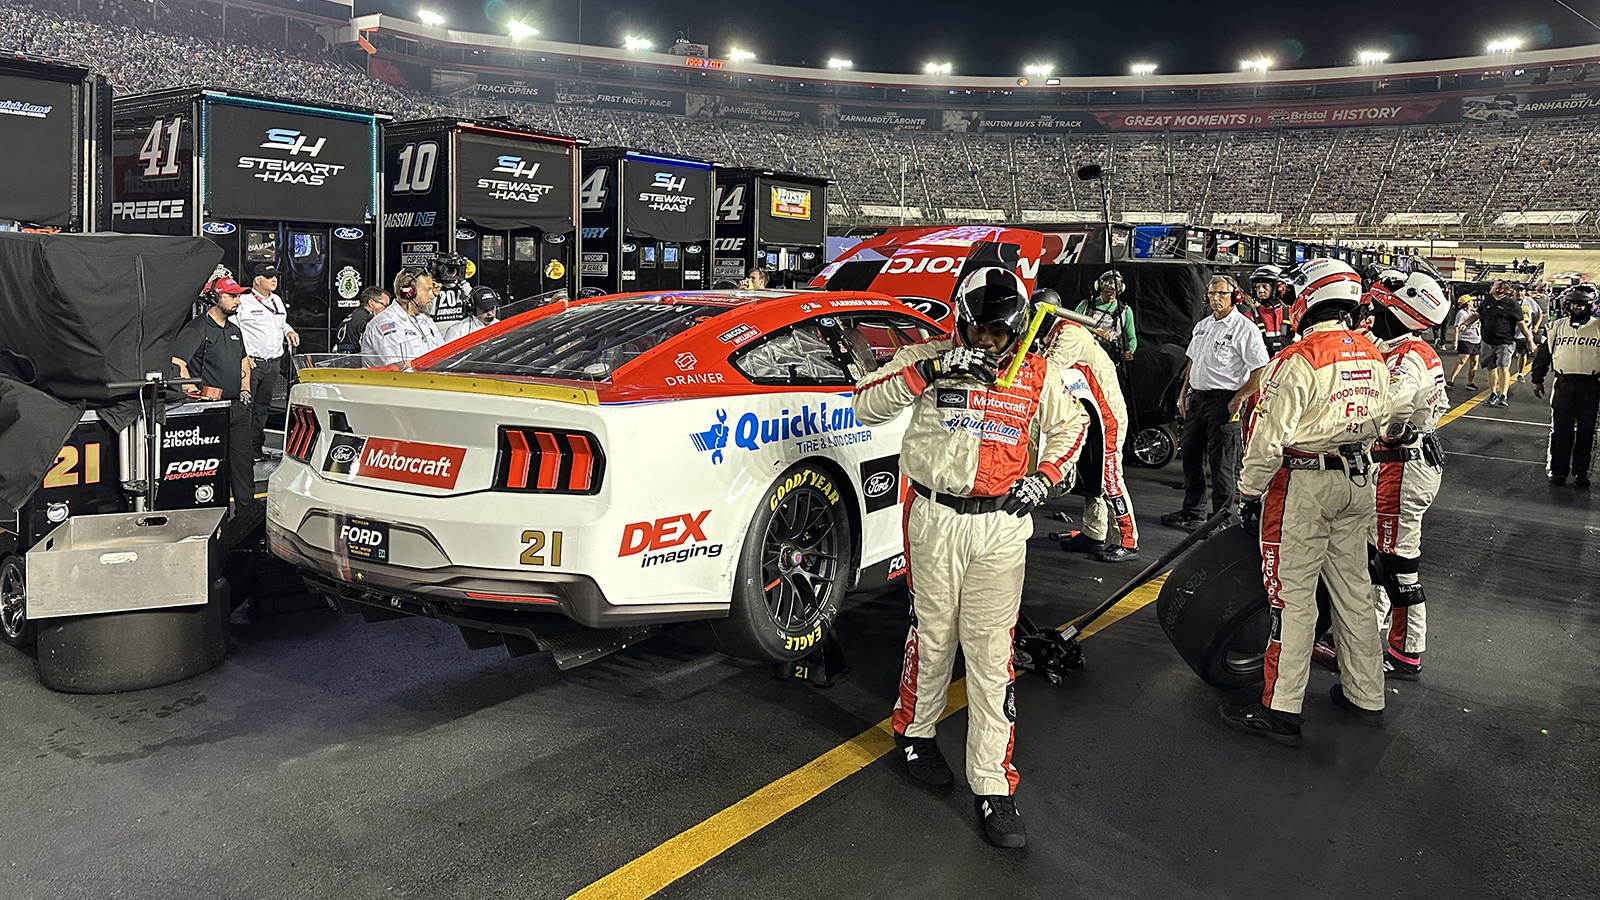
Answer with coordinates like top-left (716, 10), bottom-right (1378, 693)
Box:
top-left (1094, 269), bottom-right (1126, 296)
top-left (1287, 258), bottom-right (1364, 328)
top-left (954, 267), bottom-right (1029, 352)
top-left (1249, 264), bottom-right (1282, 284)
top-left (1369, 271), bottom-right (1451, 331)
top-left (1560, 287), bottom-right (1595, 325)
top-left (1575, 283), bottom-right (1599, 300)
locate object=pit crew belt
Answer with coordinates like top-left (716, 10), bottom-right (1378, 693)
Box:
top-left (1371, 447), bottom-right (1422, 463)
top-left (911, 480), bottom-right (1006, 515)
top-left (1282, 453), bottom-right (1344, 471)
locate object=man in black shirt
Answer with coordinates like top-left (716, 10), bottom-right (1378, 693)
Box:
top-left (170, 275), bottom-right (255, 513)
top-left (1460, 280), bottom-right (1535, 407)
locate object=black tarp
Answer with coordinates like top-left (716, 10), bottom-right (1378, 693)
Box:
top-left (0, 74), bottom-right (78, 227)
top-left (1037, 260), bottom-right (1211, 351)
top-left (0, 232), bottom-right (222, 506)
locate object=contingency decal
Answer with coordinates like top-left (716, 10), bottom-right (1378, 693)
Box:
top-left (859, 454), bottom-right (901, 513)
top-left (619, 510), bottom-right (721, 567)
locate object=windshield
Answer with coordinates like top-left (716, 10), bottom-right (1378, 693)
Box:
top-left (421, 299), bottom-right (737, 380)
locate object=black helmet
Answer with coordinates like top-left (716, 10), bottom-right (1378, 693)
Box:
top-left (954, 267), bottom-right (1029, 350)
top-left (1249, 264), bottom-right (1282, 284)
top-left (1094, 270), bottom-right (1125, 296)
top-left (469, 284), bottom-right (501, 313)
top-left (1561, 288), bottom-right (1594, 325)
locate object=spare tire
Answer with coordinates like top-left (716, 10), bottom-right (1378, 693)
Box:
top-left (35, 576), bottom-right (230, 694)
top-left (1155, 524), bottom-right (1273, 690)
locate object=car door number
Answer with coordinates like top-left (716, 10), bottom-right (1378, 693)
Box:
top-left (520, 530), bottom-right (564, 567)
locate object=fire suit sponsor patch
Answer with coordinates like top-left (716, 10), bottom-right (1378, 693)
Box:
top-left (935, 389), bottom-right (969, 409)
top-left (1341, 369), bottom-right (1373, 380)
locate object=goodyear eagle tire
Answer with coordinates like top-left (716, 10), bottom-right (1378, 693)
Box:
top-left (713, 463), bottom-right (851, 663)
top-left (1155, 524), bottom-right (1273, 690)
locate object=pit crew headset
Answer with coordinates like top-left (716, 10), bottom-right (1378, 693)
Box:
top-left (1094, 269), bottom-right (1125, 298)
top-left (954, 267), bottom-right (1030, 364)
top-left (469, 284), bottom-right (501, 318)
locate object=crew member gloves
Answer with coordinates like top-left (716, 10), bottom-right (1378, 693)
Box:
top-left (915, 346), bottom-right (1000, 386)
top-left (1002, 473), bottom-right (1052, 517)
top-left (1240, 495), bottom-right (1262, 533)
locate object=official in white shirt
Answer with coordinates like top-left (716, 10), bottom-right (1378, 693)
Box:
top-left (442, 285), bottom-right (501, 344)
top-left (235, 262), bottom-right (298, 460)
top-left (1161, 275), bottom-right (1271, 528)
top-left (362, 268), bottom-right (445, 367)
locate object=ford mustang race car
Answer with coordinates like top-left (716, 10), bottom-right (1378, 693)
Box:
top-left (268, 289), bottom-right (941, 663)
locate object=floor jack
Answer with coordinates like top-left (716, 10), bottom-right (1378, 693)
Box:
top-left (1014, 507), bottom-right (1232, 684)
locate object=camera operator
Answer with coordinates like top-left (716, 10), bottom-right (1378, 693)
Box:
top-left (236, 262), bottom-right (298, 462)
top-left (443, 286), bottom-right (501, 343)
top-left (427, 253), bottom-right (472, 328)
top-left (362, 268), bottom-right (444, 367)
top-left (169, 276), bottom-right (255, 515)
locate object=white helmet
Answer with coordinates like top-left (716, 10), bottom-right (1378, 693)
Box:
top-left (1288, 258), bottom-right (1363, 327)
top-left (1370, 271), bottom-right (1451, 330)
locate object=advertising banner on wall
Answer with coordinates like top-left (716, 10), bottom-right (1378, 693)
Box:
top-left (833, 105), bottom-right (937, 131)
top-left (0, 74), bottom-right (78, 226)
top-left (557, 82), bottom-right (685, 115)
top-left (622, 160), bottom-right (712, 242)
top-left (760, 181), bottom-right (826, 246)
top-left (687, 93), bottom-right (817, 127)
top-left (455, 133), bottom-right (574, 231)
top-left (942, 110), bottom-right (1103, 132)
top-left (1092, 98), bottom-right (1454, 131)
top-left (432, 70), bottom-right (558, 102)
top-left (205, 101), bottom-right (376, 224)
top-left (1462, 88), bottom-right (1600, 121)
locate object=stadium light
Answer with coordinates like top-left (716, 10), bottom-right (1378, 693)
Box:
top-left (1241, 57), bottom-right (1272, 71)
top-left (1358, 50), bottom-right (1389, 64)
top-left (1024, 63), bottom-right (1053, 77)
top-left (924, 62), bottom-right (953, 75)
top-left (1486, 37), bottom-right (1522, 53)
top-left (729, 48), bottom-right (756, 62)
top-left (624, 36), bottom-right (653, 51)
top-left (827, 58), bottom-right (853, 69)
top-left (1130, 62), bottom-right (1157, 75)
top-left (507, 21), bottom-right (538, 40)
top-left (417, 9), bottom-right (444, 26)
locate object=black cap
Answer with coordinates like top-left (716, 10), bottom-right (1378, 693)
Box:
top-left (251, 262), bottom-right (280, 279)
top-left (469, 285), bottom-right (501, 312)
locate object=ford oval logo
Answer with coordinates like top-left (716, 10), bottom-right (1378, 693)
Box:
top-left (455, 229), bottom-right (476, 241)
top-left (622, 243), bottom-right (638, 253)
top-left (684, 244), bottom-right (703, 254)
top-left (544, 233), bottom-right (567, 244)
top-left (202, 222), bottom-right (236, 236)
top-left (899, 296), bottom-right (954, 322)
top-left (329, 444), bottom-right (359, 464)
top-left (333, 227), bottom-right (363, 240)
top-left (864, 472), bottom-right (895, 499)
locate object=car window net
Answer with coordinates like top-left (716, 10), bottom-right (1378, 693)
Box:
top-left (423, 300), bottom-right (735, 380)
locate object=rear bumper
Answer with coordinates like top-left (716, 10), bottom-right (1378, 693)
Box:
top-left (267, 521), bottom-right (728, 629)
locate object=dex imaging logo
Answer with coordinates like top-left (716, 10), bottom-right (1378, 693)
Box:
top-left (653, 172), bottom-right (687, 193)
top-left (260, 128), bottom-right (327, 157)
top-left (494, 155), bottom-right (542, 179)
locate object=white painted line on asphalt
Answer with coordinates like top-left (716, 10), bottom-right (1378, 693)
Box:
top-left (1458, 415), bottom-right (1550, 428)
top-left (1446, 450), bottom-right (1544, 466)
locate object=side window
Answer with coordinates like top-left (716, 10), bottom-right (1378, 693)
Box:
top-left (835, 314), bottom-right (936, 373)
top-left (732, 321), bottom-right (852, 385)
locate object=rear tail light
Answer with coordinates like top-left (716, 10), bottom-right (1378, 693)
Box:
top-left (494, 427), bottom-right (605, 494)
top-left (285, 404), bottom-right (321, 464)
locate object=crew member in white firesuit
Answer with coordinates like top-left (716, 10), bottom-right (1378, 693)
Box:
top-left (1221, 259), bottom-right (1392, 746)
top-left (1035, 288), bottom-right (1140, 562)
top-left (442, 285), bottom-right (501, 343)
top-left (1361, 270), bottom-right (1452, 681)
top-left (854, 268), bottom-right (1089, 849)
top-left (362, 268), bottom-right (444, 367)
top-left (1532, 288), bottom-right (1600, 487)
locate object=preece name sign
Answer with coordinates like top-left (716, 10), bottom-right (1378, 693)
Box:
top-left (204, 101), bottom-right (376, 224)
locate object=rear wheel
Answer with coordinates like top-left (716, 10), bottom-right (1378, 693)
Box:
top-left (1, 555), bottom-right (34, 649)
top-left (713, 463), bottom-right (852, 662)
top-left (1131, 424), bottom-right (1178, 469)
top-left (1155, 524), bottom-right (1271, 690)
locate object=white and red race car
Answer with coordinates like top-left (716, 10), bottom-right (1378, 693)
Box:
top-left (268, 288), bottom-right (943, 662)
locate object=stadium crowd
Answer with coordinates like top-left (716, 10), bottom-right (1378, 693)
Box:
top-left (5, 0), bottom-right (1600, 228)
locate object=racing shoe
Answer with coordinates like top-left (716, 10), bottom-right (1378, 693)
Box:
top-left (1383, 647), bottom-right (1422, 681)
top-left (1329, 684), bottom-right (1385, 726)
top-left (974, 794), bottom-right (1027, 849)
top-left (1056, 531), bottom-right (1105, 554)
top-left (1160, 509), bottom-right (1206, 529)
top-left (1096, 545), bottom-right (1140, 563)
top-left (1218, 701), bottom-right (1303, 747)
top-left (895, 734), bottom-right (954, 788)
top-left (1311, 637), bottom-right (1340, 672)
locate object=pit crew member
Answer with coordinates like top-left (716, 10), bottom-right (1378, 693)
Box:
top-left (1221, 259), bottom-right (1392, 746)
top-left (1532, 288), bottom-right (1600, 487)
top-left (443, 285), bottom-right (501, 343)
top-left (855, 267), bottom-right (1089, 849)
top-left (362, 267), bottom-right (444, 367)
top-left (170, 275), bottom-right (255, 514)
top-left (1247, 264), bottom-right (1294, 357)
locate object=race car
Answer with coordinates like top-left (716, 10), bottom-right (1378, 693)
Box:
top-left (267, 289), bottom-right (941, 663)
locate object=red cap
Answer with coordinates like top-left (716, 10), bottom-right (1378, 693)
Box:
top-left (207, 275), bottom-right (247, 295)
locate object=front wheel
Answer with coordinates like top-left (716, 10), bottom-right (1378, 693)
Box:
top-left (712, 463), bottom-right (852, 662)
top-left (1, 555), bottom-right (34, 649)
top-left (1131, 424), bottom-right (1178, 469)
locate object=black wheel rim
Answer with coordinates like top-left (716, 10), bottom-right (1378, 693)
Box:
top-left (1133, 428), bottom-right (1172, 466)
top-left (1221, 607), bottom-right (1273, 675)
top-left (0, 561), bottom-right (25, 641)
top-left (761, 484), bottom-right (841, 633)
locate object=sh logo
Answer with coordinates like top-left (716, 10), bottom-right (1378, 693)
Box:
top-left (260, 128), bottom-right (326, 157)
top-left (494, 156), bottom-right (542, 179)
top-left (653, 172), bottom-right (687, 193)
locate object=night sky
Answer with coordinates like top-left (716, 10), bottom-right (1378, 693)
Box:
top-left (354, 0), bottom-right (1599, 77)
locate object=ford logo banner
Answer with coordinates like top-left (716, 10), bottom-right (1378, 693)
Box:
top-left (333, 227), bottom-right (364, 240)
top-left (202, 222), bottom-right (237, 236)
top-left (544, 233), bottom-right (567, 243)
top-left (456, 228), bottom-right (476, 240)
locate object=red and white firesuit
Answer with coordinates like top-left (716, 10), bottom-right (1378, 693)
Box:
top-left (855, 338), bottom-right (1088, 796)
top-left (1045, 321), bottom-right (1138, 549)
top-left (1240, 322), bottom-right (1392, 715)
top-left (1371, 333), bottom-right (1448, 659)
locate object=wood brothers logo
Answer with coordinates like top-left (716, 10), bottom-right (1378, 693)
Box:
top-left (771, 187), bottom-right (812, 220)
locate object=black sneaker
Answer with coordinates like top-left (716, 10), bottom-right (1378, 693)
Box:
top-left (1382, 647), bottom-right (1422, 681)
top-left (1550, 474), bottom-right (1568, 486)
top-left (1218, 701), bottom-right (1303, 746)
top-left (1057, 531), bottom-right (1105, 553)
top-left (1577, 476), bottom-right (1591, 489)
top-left (1160, 509), bottom-right (1205, 529)
top-left (1096, 545), bottom-right (1140, 563)
top-left (1466, 382), bottom-right (1478, 390)
top-left (974, 794), bottom-right (1027, 848)
top-left (1329, 684), bottom-right (1384, 726)
top-left (894, 733), bottom-right (953, 787)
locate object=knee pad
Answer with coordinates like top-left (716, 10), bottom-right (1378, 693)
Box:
top-left (1370, 550), bottom-right (1423, 607)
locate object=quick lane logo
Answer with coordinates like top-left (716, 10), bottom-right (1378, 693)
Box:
top-left (322, 434), bottom-right (367, 475)
top-left (354, 437), bottom-right (465, 489)
top-left (261, 128), bottom-right (327, 157)
top-left (691, 403), bottom-right (872, 464)
top-left (619, 511), bottom-right (721, 567)
top-left (0, 99), bottom-right (52, 119)
top-left (493, 155), bottom-right (542, 179)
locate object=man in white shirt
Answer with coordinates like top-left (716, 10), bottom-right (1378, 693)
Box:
top-left (362, 268), bottom-right (444, 367)
top-left (235, 262), bottom-right (298, 460)
top-left (1161, 275), bottom-right (1270, 528)
top-left (442, 285), bottom-right (501, 344)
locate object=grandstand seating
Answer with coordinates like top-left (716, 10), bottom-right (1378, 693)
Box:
top-left (4, 0), bottom-right (1598, 235)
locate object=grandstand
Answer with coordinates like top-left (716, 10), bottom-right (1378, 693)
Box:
top-left (6, 0), bottom-right (1600, 239)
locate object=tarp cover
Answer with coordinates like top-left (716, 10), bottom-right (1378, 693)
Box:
top-left (1037, 261), bottom-right (1212, 351)
top-left (0, 232), bottom-right (222, 506)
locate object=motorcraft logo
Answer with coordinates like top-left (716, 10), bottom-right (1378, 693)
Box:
top-left (163, 426), bottom-right (221, 448)
top-left (898, 297), bottom-right (954, 323)
top-left (321, 435), bottom-right (465, 489)
top-left (771, 187), bottom-right (812, 220)
top-left (690, 402), bottom-right (870, 464)
top-left (638, 172), bottom-right (696, 213)
top-left (240, 128), bottom-right (345, 185)
top-left (479, 155), bottom-right (556, 203)
top-left (0, 99), bottom-right (52, 118)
